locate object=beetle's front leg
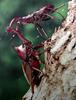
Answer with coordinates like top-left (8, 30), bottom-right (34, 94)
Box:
top-left (7, 17), bottom-right (22, 33)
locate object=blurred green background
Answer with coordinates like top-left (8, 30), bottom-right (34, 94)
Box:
top-left (0, 0), bottom-right (68, 100)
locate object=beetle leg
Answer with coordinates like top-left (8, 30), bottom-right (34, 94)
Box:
top-left (44, 13), bottom-right (64, 21)
top-left (39, 47), bottom-right (51, 56)
top-left (32, 67), bottom-right (43, 74)
top-left (36, 23), bottom-right (48, 38)
top-left (31, 78), bottom-right (34, 95)
top-left (44, 4), bottom-right (65, 21)
top-left (32, 66), bottom-right (48, 78)
top-left (30, 70), bottom-right (36, 100)
top-left (45, 14), bottom-right (55, 20)
top-left (11, 20), bottom-right (21, 38)
top-left (7, 27), bottom-right (32, 47)
top-left (8, 17), bottom-right (21, 29)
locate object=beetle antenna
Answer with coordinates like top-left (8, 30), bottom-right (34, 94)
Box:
top-left (54, 4), bottom-right (65, 11)
top-left (54, 4), bottom-right (65, 19)
top-left (55, 11), bottom-right (65, 19)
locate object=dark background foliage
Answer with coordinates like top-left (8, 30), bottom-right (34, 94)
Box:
top-left (0, 0), bottom-right (67, 100)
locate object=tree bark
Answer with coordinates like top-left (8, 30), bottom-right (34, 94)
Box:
top-left (23, 0), bottom-right (76, 100)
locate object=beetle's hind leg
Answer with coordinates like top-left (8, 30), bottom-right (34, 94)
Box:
top-left (36, 23), bottom-right (48, 39)
top-left (32, 66), bottom-right (48, 79)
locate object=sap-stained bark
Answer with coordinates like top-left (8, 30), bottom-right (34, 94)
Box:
top-left (24, 0), bottom-right (76, 100)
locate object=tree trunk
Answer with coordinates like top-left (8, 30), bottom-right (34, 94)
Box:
top-left (24, 0), bottom-right (76, 100)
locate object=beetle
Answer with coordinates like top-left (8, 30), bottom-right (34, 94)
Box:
top-left (7, 4), bottom-right (65, 39)
top-left (7, 26), bottom-right (49, 100)
top-left (6, 4), bottom-right (65, 99)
